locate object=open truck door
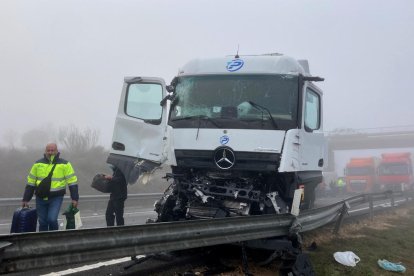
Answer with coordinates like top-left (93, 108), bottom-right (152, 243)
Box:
top-left (107, 77), bottom-right (168, 184)
top-left (297, 82), bottom-right (324, 208)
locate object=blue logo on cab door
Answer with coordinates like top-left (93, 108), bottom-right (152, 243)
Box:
top-left (226, 59), bottom-right (244, 72)
top-left (220, 135), bottom-right (229, 145)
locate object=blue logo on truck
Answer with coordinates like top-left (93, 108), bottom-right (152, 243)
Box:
top-left (226, 59), bottom-right (244, 72)
top-left (220, 135), bottom-right (230, 145)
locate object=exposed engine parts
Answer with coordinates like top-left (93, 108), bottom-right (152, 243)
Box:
top-left (155, 169), bottom-right (292, 222)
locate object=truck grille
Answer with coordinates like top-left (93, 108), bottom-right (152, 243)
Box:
top-left (174, 150), bottom-right (280, 171)
top-left (349, 180), bottom-right (367, 192)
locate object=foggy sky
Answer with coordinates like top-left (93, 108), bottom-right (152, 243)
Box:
top-left (1, 0), bottom-right (414, 148)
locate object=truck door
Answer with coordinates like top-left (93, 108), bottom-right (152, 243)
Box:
top-left (299, 85), bottom-right (325, 189)
top-left (299, 85), bottom-right (325, 172)
top-left (108, 77), bottom-right (168, 184)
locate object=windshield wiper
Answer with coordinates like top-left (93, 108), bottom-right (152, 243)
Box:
top-left (247, 101), bottom-right (278, 129)
top-left (170, 115), bottom-right (221, 128)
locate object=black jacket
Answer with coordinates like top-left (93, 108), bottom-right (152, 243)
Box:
top-left (109, 168), bottom-right (127, 200)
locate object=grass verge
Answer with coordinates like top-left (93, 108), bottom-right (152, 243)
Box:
top-left (303, 201), bottom-right (414, 275)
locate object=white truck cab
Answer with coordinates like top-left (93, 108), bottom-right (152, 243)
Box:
top-left (108, 53), bottom-right (324, 219)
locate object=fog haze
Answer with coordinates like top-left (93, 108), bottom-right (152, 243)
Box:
top-left (1, 0), bottom-right (414, 147)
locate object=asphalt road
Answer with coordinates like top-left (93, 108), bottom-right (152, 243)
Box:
top-left (0, 205), bottom-right (157, 235)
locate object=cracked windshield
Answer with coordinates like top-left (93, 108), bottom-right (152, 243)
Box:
top-left (170, 75), bottom-right (299, 130)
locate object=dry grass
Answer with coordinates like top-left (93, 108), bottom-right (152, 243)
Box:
top-left (303, 206), bottom-right (412, 246)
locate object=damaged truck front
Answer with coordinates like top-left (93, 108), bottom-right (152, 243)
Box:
top-left (108, 53), bottom-right (325, 222)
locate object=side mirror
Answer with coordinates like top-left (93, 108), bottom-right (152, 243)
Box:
top-left (166, 85), bottom-right (175, 92)
top-left (166, 77), bottom-right (179, 93)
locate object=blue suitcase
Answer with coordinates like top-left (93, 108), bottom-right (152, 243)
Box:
top-left (10, 207), bottom-right (38, 233)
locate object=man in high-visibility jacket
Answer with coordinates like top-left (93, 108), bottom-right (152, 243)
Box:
top-left (336, 177), bottom-right (346, 195)
top-left (22, 143), bottom-right (79, 231)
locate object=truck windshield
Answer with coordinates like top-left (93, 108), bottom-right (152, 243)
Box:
top-left (169, 75), bottom-right (299, 130)
top-left (379, 163), bottom-right (409, 175)
top-left (346, 167), bottom-right (374, 176)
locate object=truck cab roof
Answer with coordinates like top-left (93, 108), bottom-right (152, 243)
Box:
top-left (178, 54), bottom-right (309, 76)
top-left (347, 157), bottom-right (378, 167)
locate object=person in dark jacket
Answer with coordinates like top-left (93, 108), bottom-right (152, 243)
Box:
top-left (104, 166), bottom-right (127, 226)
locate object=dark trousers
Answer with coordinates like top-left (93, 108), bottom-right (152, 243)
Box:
top-left (105, 198), bottom-right (125, 226)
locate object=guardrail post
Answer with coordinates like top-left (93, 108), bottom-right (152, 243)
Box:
top-left (368, 195), bottom-right (374, 221)
top-left (333, 201), bottom-right (350, 235)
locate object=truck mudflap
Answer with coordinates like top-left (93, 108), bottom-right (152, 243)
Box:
top-left (107, 153), bottom-right (160, 185)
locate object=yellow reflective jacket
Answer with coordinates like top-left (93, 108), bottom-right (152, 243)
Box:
top-left (26, 153), bottom-right (78, 199)
top-left (336, 178), bottom-right (345, 188)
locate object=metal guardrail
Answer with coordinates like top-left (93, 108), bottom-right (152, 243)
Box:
top-left (0, 190), bottom-right (412, 273)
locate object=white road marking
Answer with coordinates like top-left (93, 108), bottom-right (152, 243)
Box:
top-left (349, 198), bottom-right (407, 213)
top-left (40, 256), bottom-right (146, 276)
top-left (0, 210), bottom-right (156, 227)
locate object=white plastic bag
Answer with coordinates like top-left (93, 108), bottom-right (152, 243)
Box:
top-left (74, 211), bottom-right (83, 229)
top-left (333, 251), bottom-right (360, 267)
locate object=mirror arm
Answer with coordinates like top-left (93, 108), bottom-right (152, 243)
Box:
top-left (160, 94), bottom-right (172, 106)
top-left (302, 76), bottom-right (324, 82)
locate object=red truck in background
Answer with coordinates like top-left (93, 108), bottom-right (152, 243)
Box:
top-left (378, 152), bottom-right (414, 191)
top-left (345, 157), bottom-right (379, 193)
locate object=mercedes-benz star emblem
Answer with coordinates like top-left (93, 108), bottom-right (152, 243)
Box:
top-left (214, 147), bottom-right (235, 169)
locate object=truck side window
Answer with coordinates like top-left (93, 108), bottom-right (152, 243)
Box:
top-left (304, 88), bottom-right (320, 131)
top-left (125, 83), bottom-right (163, 120)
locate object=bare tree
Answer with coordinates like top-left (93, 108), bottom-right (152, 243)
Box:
top-left (58, 125), bottom-right (100, 154)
